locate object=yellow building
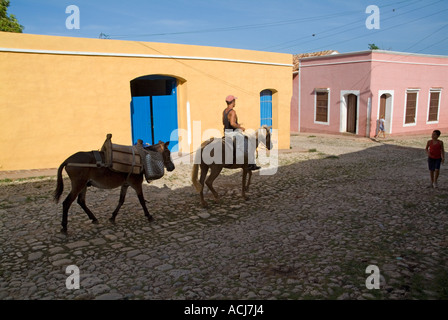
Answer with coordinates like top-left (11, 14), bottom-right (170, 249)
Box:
top-left (0, 32), bottom-right (292, 171)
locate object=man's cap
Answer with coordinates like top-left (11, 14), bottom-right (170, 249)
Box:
top-left (225, 95), bottom-right (237, 102)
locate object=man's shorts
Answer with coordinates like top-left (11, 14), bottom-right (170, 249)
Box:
top-left (428, 157), bottom-right (442, 171)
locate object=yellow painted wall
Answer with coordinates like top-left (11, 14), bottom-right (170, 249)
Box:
top-left (0, 32), bottom-right (292, 171)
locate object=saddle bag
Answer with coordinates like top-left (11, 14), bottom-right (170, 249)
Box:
top-left (101, 134), bottom-right (142, 174)
top-left (101, 133), bottom-right (165, 181)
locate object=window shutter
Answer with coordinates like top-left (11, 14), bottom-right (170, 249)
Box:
top-left (316, 91), bottom-right (328, 122)
top-left (428, 91), bottom-right (440, 122)
top-left (405, 92), bottom-right (417, 124)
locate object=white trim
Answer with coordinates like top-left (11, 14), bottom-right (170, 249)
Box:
top-left (300, 49), bottom-right (448, 61)
top-left (373, 59), bottom-right (448, 67)
top-left (314, 88), bottom-right (330, 125)
top-left (186, 101), bottom-right (191, 145)
top-left (339, 90), bottom-right (360, 134)
top-left (366, 97), bottom-right (372, 137)
top-left (302, 60), bottom-right (371, 68)
top-left (0, 47), bottom-right (293, 67)
top-left (426, 88), bottom-right (442, 124)
top-left (403, 89), bottom-right (420, 127)
top-left (377, 90), bottom-right (394, 134)
top-left (300, 59), bottom-right (448, 68)
top-left (298, 62), bottom-right (301, 132)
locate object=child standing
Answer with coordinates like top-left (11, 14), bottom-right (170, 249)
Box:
top-left (374, 118), bottom-right (386, 138)
top-left (378, 118), bottom-right (386, 138)
top-left (425, 130), bottom-right (445, 188)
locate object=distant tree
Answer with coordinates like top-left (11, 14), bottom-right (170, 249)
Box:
top-left (368, 43), bottom-right (380, 50)
top-left (0, 0), bottom-right (24, 32)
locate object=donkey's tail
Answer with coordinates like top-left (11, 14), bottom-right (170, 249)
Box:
top-left (191, 164), bottom-right (202, 193)
top-left (54, 161), bottom-right (67, 203)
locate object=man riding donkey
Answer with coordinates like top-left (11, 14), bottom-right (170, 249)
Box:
top-left (192, 95), bottom-right (272, 207)
top-left (222, 95), bottom-right (261, 171)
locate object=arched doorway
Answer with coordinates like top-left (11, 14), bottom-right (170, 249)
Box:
top-left (130, 75), bottom-right (178, 151)
top-left (378, 91), bottom-right (393, 134)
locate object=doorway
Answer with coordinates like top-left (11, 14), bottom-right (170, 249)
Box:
top-left (130, 75), bottom-right (178, 151)
top-left (340, 91), bottom-right (359, 134)
top-left (346, 94), bottom-right (357, 133)
top-left (260, 89), bottom-right (273, 128)
top-left (379, 94), bottom-right (386, 119)
top-left (377, 91), bottom-right (393, 134)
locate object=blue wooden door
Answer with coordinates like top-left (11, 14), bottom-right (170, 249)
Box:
top-left (131, 77), bottom-right (178, 151)
top-left (152, 82), bottom-right (178, 152)
top-left (260, 89), bottom-right (273, 127)
top-left (131, 96), bottom-right (152, 145)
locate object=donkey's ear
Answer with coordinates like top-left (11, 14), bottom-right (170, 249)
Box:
top-left (165, 141), bottom-right (170, 147)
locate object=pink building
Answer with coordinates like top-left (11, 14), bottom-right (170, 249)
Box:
top-left (291, 50), bottom-right (448, 137)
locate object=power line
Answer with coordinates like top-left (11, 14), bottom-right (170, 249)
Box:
top-left (260, 0), bottom-right (419, 51)
top-left (414, 35), bottom-right (448, 53)
top-left (298, 1), bottom-right (448, 53)
top-left (133, 41), bottom-right (257, 96)
top-left (109, 0), bottom-right (415, 42)
top-left (102, 0), bottom-right (446, 56)
top-left (403, 23), bottom-right (448, 52)
top-left (107, 10), bottom-right (362, 40)
top-left (267, 0), bottom-right (442, 52)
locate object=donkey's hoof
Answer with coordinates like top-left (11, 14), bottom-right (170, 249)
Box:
top-left (201, 202), bottom-right (208, 208)
top-left (109, 218), bottom-right (116, 224)
top-left (92, 219), bottom-right (99, 225)
top-left (60, 228), bottom-right (68, 235)
top-left (147, 215), bottom-right (154, 222)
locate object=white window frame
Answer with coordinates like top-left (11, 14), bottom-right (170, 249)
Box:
top-left (403, 89), bottom-right (419, 127)
top-left (314, 88), bottom-right (330, 125)
top-left (426, 88), bottom-right (442, 124)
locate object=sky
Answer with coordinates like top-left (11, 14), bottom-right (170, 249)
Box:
top-left (6, 0), bottom-right (448, 55)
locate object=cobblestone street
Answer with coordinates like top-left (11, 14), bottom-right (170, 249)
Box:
top-left (1, 133), bottom-right (447, 300)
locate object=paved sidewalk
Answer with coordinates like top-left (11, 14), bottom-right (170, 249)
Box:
top-left (0, 169), bottom-right (58, 181)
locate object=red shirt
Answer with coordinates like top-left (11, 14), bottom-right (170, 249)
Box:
top-left (428, 140), bottom-right (442, 159)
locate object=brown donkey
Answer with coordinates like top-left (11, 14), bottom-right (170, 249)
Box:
top-left (54, 142), bottom-right (175, 234)
top-left (191, 126), bottom-right (272, 207)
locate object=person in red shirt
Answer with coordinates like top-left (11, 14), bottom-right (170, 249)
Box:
top-left (425, 130), bottom-right (445, 188)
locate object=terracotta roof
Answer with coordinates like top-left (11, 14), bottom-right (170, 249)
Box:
top-left (292, 50), bottom-right (339, 72)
